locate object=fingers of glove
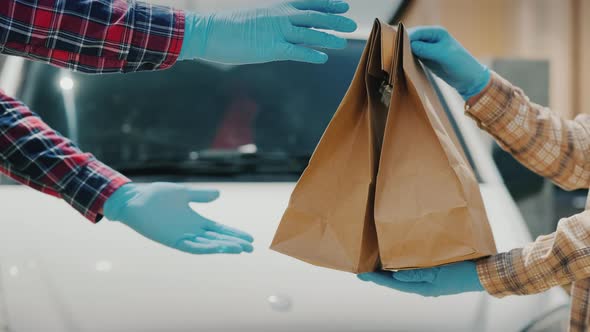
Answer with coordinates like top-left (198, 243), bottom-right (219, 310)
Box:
top-left (208, 221), bottom-right (254, 243)
top-left (195, 237), bottom-right (246, 254)
top-left (358, 272), bottom-right (433, 296)
top-left (410, 41), bottom-right (444, 61)
top-left (175, 239), bottom-right (242, 255)
top-left (289, 11), bottom-right (357, 32)
top-left (204, 231), bottom-right (254, 253)
top-left (408, 26), bottom-right (449, 43)
top-left (290, 0), bottom-right (350, 14)
top-left (358, 272), bottom-right (396, 286)
top-left (381, 278), bottom-right (435, 297)
top-left (286, 27), bottom-right (347, 49)
top-left (393, 268), bottom-right (439, 283)
top-left (281, 43), bottom-right (328, 63)
top-left (187, 189), bottom-right (220, 203)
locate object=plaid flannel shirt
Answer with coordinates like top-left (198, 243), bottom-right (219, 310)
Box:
top-left (467, 72), bottom-right (590, 332)
top-left (0, 0), bottom-right (185, 222)
top-left (0, 0), bottom-right (184, 72)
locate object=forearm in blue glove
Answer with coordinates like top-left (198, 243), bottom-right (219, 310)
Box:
top-left (180, 0), bottom-right (357, 64)
top-left (409, 26), bottom-right (491, 100)
top-left (104, 183), bottom-right (254, 255)
top-left (357, 261), bottom-right (483, 297)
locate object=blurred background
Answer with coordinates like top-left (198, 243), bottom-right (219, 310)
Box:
top-left (0, 1), bottom-right (581, 243)
top-left (0, 1), bottom-right (586, 331)
top-left (6, 0), bottom-right (586, 237)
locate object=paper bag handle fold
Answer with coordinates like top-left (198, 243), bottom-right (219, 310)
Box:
top-left (367, 19), bottom-right (399, 83)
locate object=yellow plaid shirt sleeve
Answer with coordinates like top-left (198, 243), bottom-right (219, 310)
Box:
top-left (465, 72), bottom-right (590, 332)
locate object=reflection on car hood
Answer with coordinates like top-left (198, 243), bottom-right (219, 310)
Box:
top-left (0, 183), bottom-right (568, 332)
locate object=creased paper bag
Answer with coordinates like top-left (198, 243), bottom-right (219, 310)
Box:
top-left (271, 20), bottom-right (497, 273)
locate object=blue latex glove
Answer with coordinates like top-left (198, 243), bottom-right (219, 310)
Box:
top-left (104, 183), bottom-right (254, 255)
top-left (409, 26), bottom-right (491, 100)
top-left (357, 261), bottom-right (483, 297)
top-left (179, 0), bottom-right (357, 64)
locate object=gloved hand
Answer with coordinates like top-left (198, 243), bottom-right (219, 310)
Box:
top-left (179, 0), bottom-right (357, 64)
top-left (104, 183), bottom-right (254, 255)
top-left (357, 261), bottom-right (483, 297)
top-left (409, 26), bottom-right (491, 100)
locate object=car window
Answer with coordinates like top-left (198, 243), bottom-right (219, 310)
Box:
top-left (17, 39), bottom-right (480, 182)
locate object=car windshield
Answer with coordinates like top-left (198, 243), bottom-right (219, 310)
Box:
top-left (17, 39), bottom-right (479, 182)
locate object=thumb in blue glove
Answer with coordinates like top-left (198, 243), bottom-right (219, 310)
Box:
top-left (357, 261), bottom-right (483, 297)
top-left (180, 0), bottom-right (357, 65)
top-left (409, 26), bottom-right (491, 100)
top-left (104, 183), bottom-right (254, 255)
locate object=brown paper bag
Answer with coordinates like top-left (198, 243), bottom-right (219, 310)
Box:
top-left (269, 20), bottom-right (387, 274)
top-left (374, 23), bottom-right (497, 270)
top-left (271, 20), bottom-right (496, 273)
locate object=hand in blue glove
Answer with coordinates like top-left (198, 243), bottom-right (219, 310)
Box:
top-left (180, 0), bottom-right (357, 64)
top-left (409, 26), bottom-right (491, 100)
top-left (357, 261), bottom-right (483, 297)
top-left (104, 183), bottom-right (254, 255)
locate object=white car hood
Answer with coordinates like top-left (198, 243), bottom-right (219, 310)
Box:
top-left (0, 183), bottom-right (568, 332)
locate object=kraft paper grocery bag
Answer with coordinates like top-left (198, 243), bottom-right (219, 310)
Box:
top-left (374, 23), bottom-right (497, 270)
top-left (269, 20), bottom-right (392, 273)
top-left (271, 20), bottom-right (497, 273)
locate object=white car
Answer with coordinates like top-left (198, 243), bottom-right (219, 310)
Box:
top-left (0, 5), bottom-right (570, 332)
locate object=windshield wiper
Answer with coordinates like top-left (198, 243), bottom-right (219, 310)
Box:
top-left (112, 150), bottom-right (311, 177)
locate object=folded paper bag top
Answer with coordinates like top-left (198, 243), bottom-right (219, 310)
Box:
top-left (270, 20), bottom-right (497, 273)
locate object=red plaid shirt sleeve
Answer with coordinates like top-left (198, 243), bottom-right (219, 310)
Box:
top-left (0, 90), bottom-right (130, 222)
top-left (0, 0), bottom-right (186, 222)
top-left (0, 0), bottom-right (185, 73)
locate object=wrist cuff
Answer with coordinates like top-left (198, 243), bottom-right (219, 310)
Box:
top-left (103, 183), bottom-right (136, 222)
top-left (179, 13), bottom-right (211, 61)
top-left (460, 68), bottom-right (491, 100)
